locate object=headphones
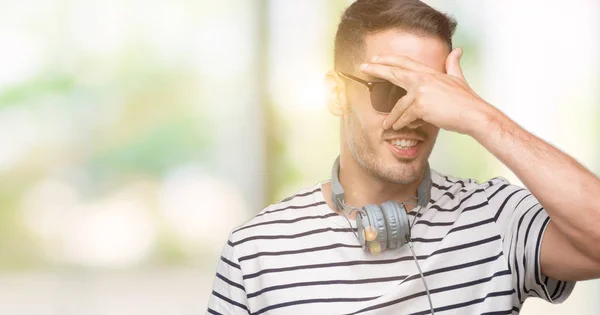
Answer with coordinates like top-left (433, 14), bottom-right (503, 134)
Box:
top-left (330, 155), bottom-right (432, 254)
top-left (330, 155), bottom-right (437, 314)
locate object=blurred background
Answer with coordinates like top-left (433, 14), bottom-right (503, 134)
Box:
top-left (0, 0), bottom-right (598, 314)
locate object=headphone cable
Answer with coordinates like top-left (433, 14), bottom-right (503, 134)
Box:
top-left (337, 199), bottom-right (361, 239)
top-left (407, 193), bottom-right (435, 314)
top-left (408, 241), bottom-right (435, 315)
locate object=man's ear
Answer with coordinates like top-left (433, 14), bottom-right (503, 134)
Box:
top-left (325, 71), bottom-right (348, 116)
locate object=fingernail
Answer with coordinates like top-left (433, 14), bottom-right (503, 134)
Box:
top-left (371, 56), bottom-right (379, 62)
top-left (382, 119), bottom-right (388, 129)
top-left (360, 63), bottom-right (369, 70)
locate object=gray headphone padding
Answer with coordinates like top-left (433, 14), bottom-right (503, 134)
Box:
top-left (381, 201), bottom-right (399, 249)
top-left (381, 201), bottom-right (403, 249)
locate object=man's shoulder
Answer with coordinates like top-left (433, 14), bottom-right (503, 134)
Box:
top-left (430, 169), bottom-right (531, 204)
top-left (430, 169), bottom-right (480, 193)
top-left (229, 182), bottom-right (326, 241)
top-left (430, 169), bottom-right (518, 198)
top-left (258, 182), bottom-right (326, 218)
top-left (433, 169), bottom-right (513, 187)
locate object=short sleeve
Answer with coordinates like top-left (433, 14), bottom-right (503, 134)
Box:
top-left (484, 177), bottom-right (576, 304)
top-left (206, 233), bottom-right (250, 315)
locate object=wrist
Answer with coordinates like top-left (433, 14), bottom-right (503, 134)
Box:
top-left (467, 102), bottom-right (506, 144)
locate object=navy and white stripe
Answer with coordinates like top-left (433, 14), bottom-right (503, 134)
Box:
top-left (207, 170), bottom-right (575, 314)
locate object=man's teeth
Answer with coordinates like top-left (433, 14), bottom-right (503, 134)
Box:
top-left (392, 139), bottom-right (418, 149)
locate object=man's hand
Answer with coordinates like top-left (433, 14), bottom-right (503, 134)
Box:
top-left (360, 48), bottom-right (498, 136)
top-left (364, 48), bottom-right (600, 282)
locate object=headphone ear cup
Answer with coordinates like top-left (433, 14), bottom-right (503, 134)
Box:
top-left (362, 204), bottom-right (388, 251)
top-left (381, 201), bottom-right (400, 249)
top-left (381, 201), bottom-right (410, 249)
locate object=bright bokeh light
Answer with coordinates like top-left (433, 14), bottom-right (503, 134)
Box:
top-left (159, 166), bottom-right (248, 254)
top-left (22, 180), bottom-right (157, 267)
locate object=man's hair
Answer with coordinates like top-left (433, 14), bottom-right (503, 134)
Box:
top-left (334, 0), bottom-right (457, 72)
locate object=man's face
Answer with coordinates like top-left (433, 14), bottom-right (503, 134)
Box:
top-left (342, 30), bottom-right (449, 184)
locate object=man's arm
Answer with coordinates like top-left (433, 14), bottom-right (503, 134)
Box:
top-left (207, 234), bottom-right (251, 314)
top-left (471, 109), bottom-right (600, 281)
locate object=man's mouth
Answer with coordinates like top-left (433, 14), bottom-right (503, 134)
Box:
top-left (389, 139), bottom-right (420, 150)
top-left (385, 138), bottom-right (423, 159)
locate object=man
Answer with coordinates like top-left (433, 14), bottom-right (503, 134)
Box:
top-left (207, 0), bottom-right (600, 314)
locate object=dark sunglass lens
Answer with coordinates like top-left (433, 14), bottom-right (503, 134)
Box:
top-left (371, 83), bottom-right (407, 113)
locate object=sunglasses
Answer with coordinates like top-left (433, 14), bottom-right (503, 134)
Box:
top-left (338, 72), bottom-right (408, 113)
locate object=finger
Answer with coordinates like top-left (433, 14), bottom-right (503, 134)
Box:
top-left (371, 55), bottom-right (438, 74)
top-left (392, 106), bottom-right (419, 131)
top-left (360, 63), bottom-right (417, 89)
top-left (445, 48), bottom-right (465, 81)
top-left (382, 92), bottom-right (415, 130)
top-left (445, 47), bottom-right (480, 96)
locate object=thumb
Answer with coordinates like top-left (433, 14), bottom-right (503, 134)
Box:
top-left (445, 47), bottom-right (465, 80)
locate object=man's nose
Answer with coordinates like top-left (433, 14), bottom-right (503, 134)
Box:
top-left (406, 119), bottom-right (424, 129)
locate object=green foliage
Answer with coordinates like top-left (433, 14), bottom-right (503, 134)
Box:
top-left (87, 116), bottom-right (211, 177)
top-left (0, 75), bottom-right (76, 108)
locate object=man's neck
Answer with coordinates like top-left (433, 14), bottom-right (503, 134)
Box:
top-left (338, 154), bottom-right (423, 212)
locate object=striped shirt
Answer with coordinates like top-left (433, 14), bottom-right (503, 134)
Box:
top-left (207, 169), bottom-right (575, 314)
